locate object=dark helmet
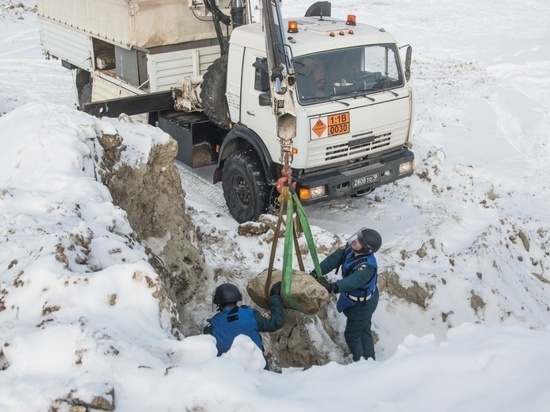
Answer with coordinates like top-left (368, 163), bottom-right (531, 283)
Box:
top-left (347, 228), bottom-right (382, 255)
top-left (213, 283), bottom-right (242, 306)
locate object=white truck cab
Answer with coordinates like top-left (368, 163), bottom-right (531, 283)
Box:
top-left (222, 14), bottom-right (414, 213)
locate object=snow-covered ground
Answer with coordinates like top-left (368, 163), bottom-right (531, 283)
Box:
top-left (1, 0), bottom-right (550, 411)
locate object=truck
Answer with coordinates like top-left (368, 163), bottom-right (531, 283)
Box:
top-left (36, 0), bottom-right (415, 223)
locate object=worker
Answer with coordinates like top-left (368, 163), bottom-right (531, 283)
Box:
top-left (204, 282), bottom-right (285, 361)
top-left (311, 60), bottom-right (331, 97)
top-left (312, 228), bottom-right (382, 361)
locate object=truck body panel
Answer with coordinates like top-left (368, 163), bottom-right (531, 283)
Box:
top-left (91, 73), bottom-right (148, 123)
top-left (228, 16), bottom-right (398, 57)
top-left (227, 43), bottom-right (280, 164)
top-left (38, 19), bottom-right (93, 71)
top-left (36, 0), bottom-right (226, 49)
top-left (301, 96), bottom-right (412, 168)
top-left (147, 46), bottom-right (221, 92)
top-left (39, 15), bottom-right (222, 102)
top-left (92, 72), bottom-right (145, 101)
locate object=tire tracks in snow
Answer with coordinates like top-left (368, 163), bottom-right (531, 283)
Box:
top-left (175, 162), bottom-right (230, 215)
top-left (486, 59), bottom-right (550, 188)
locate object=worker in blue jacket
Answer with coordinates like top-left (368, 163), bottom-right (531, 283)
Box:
top-left (312, 228), bottom-right (382, 361)
top-left (204, 282), bottom-right (285, 362)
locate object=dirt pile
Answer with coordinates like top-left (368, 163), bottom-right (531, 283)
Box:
top-left (96, 131), bottom-right (209, 336)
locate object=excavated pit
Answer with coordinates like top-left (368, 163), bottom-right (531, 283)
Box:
top-left (96, 131), bottom-right (350, 369)
top-left (96, 130), bottom-right (429, 371)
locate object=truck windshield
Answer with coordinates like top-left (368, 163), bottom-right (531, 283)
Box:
top-left (294, 45), bottom-right (404, 105)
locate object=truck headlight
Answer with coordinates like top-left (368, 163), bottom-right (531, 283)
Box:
top-left (299, 186), bottom-right (325, 201)
top-left (399, 160), bottom-right (414, 175)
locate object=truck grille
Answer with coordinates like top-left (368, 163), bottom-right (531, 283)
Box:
top-left (325, 133), bottom-right (391, 161)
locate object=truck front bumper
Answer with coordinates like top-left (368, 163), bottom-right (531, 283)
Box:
top-left (294, 147), bottom-right (414, 204)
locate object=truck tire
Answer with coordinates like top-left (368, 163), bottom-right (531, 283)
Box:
top-left (200, 55), bottom-right (230, 130)
top-left (222, 150), bottom-right (270, 223)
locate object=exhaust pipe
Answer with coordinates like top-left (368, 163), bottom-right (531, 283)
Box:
top-left (231, 0), bottom-right (245, 27)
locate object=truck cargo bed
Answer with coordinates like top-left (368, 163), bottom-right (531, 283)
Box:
top-left (37, 0), bottom-right (225, 49)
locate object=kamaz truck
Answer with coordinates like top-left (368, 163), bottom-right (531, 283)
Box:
top-left (37, 0), bottom-right (415, 223)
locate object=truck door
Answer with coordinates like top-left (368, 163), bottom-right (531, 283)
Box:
top-left (239, 48), bottom-right (279, 158)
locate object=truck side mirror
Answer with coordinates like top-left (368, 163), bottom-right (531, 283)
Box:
top-left (259, 92), bottom-right (271, 106)
top-left (253, 58), bottom-right (270, 92)
top-left (404, 45), bottom-right (412, 82)
top-left (295, 56), bottom-right (314, 76)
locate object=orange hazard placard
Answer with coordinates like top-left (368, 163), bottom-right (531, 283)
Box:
top-left (327, 112), bottom-right (350, 136)
top-left (312, 118), bottom-right (327, 138)
top-left (311, 112), bottom-right (350, 139)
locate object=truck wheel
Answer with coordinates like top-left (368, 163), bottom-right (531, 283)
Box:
top-left (222, 150), bottom-right (270, 223)
top-left (200, 54), bottom-right (230, 130)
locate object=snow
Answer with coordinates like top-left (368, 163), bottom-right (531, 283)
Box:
top-left (1, 0), bottom-right (550, 411)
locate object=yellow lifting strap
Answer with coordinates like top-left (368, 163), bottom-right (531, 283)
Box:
top-left (264, 186), bottom-right (323, 315)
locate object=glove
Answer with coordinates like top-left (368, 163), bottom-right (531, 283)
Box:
top-left (317, 277), bottom-right (339, 293)
top-left (270, 281), bottom-right (282, 296)
top-left (309, 269), bottom-right (318, 279)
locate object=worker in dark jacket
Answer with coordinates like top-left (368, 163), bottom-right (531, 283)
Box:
top-left (204, 282), bottom-right (285, 360)
top-left (312, 228), bottom-right (382, 361)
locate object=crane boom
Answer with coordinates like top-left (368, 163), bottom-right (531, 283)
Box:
top-left (261, 0), bottom-right (297, 187)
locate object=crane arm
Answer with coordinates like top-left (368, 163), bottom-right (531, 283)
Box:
top-left (261, 0), bottom-right (297, 188)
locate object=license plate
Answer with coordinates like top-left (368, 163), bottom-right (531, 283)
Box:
top-left (352, 173), bottom-right (379, 188)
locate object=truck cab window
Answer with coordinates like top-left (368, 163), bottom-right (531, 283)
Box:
top-left (295, 45), bottom-right (404, 105)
